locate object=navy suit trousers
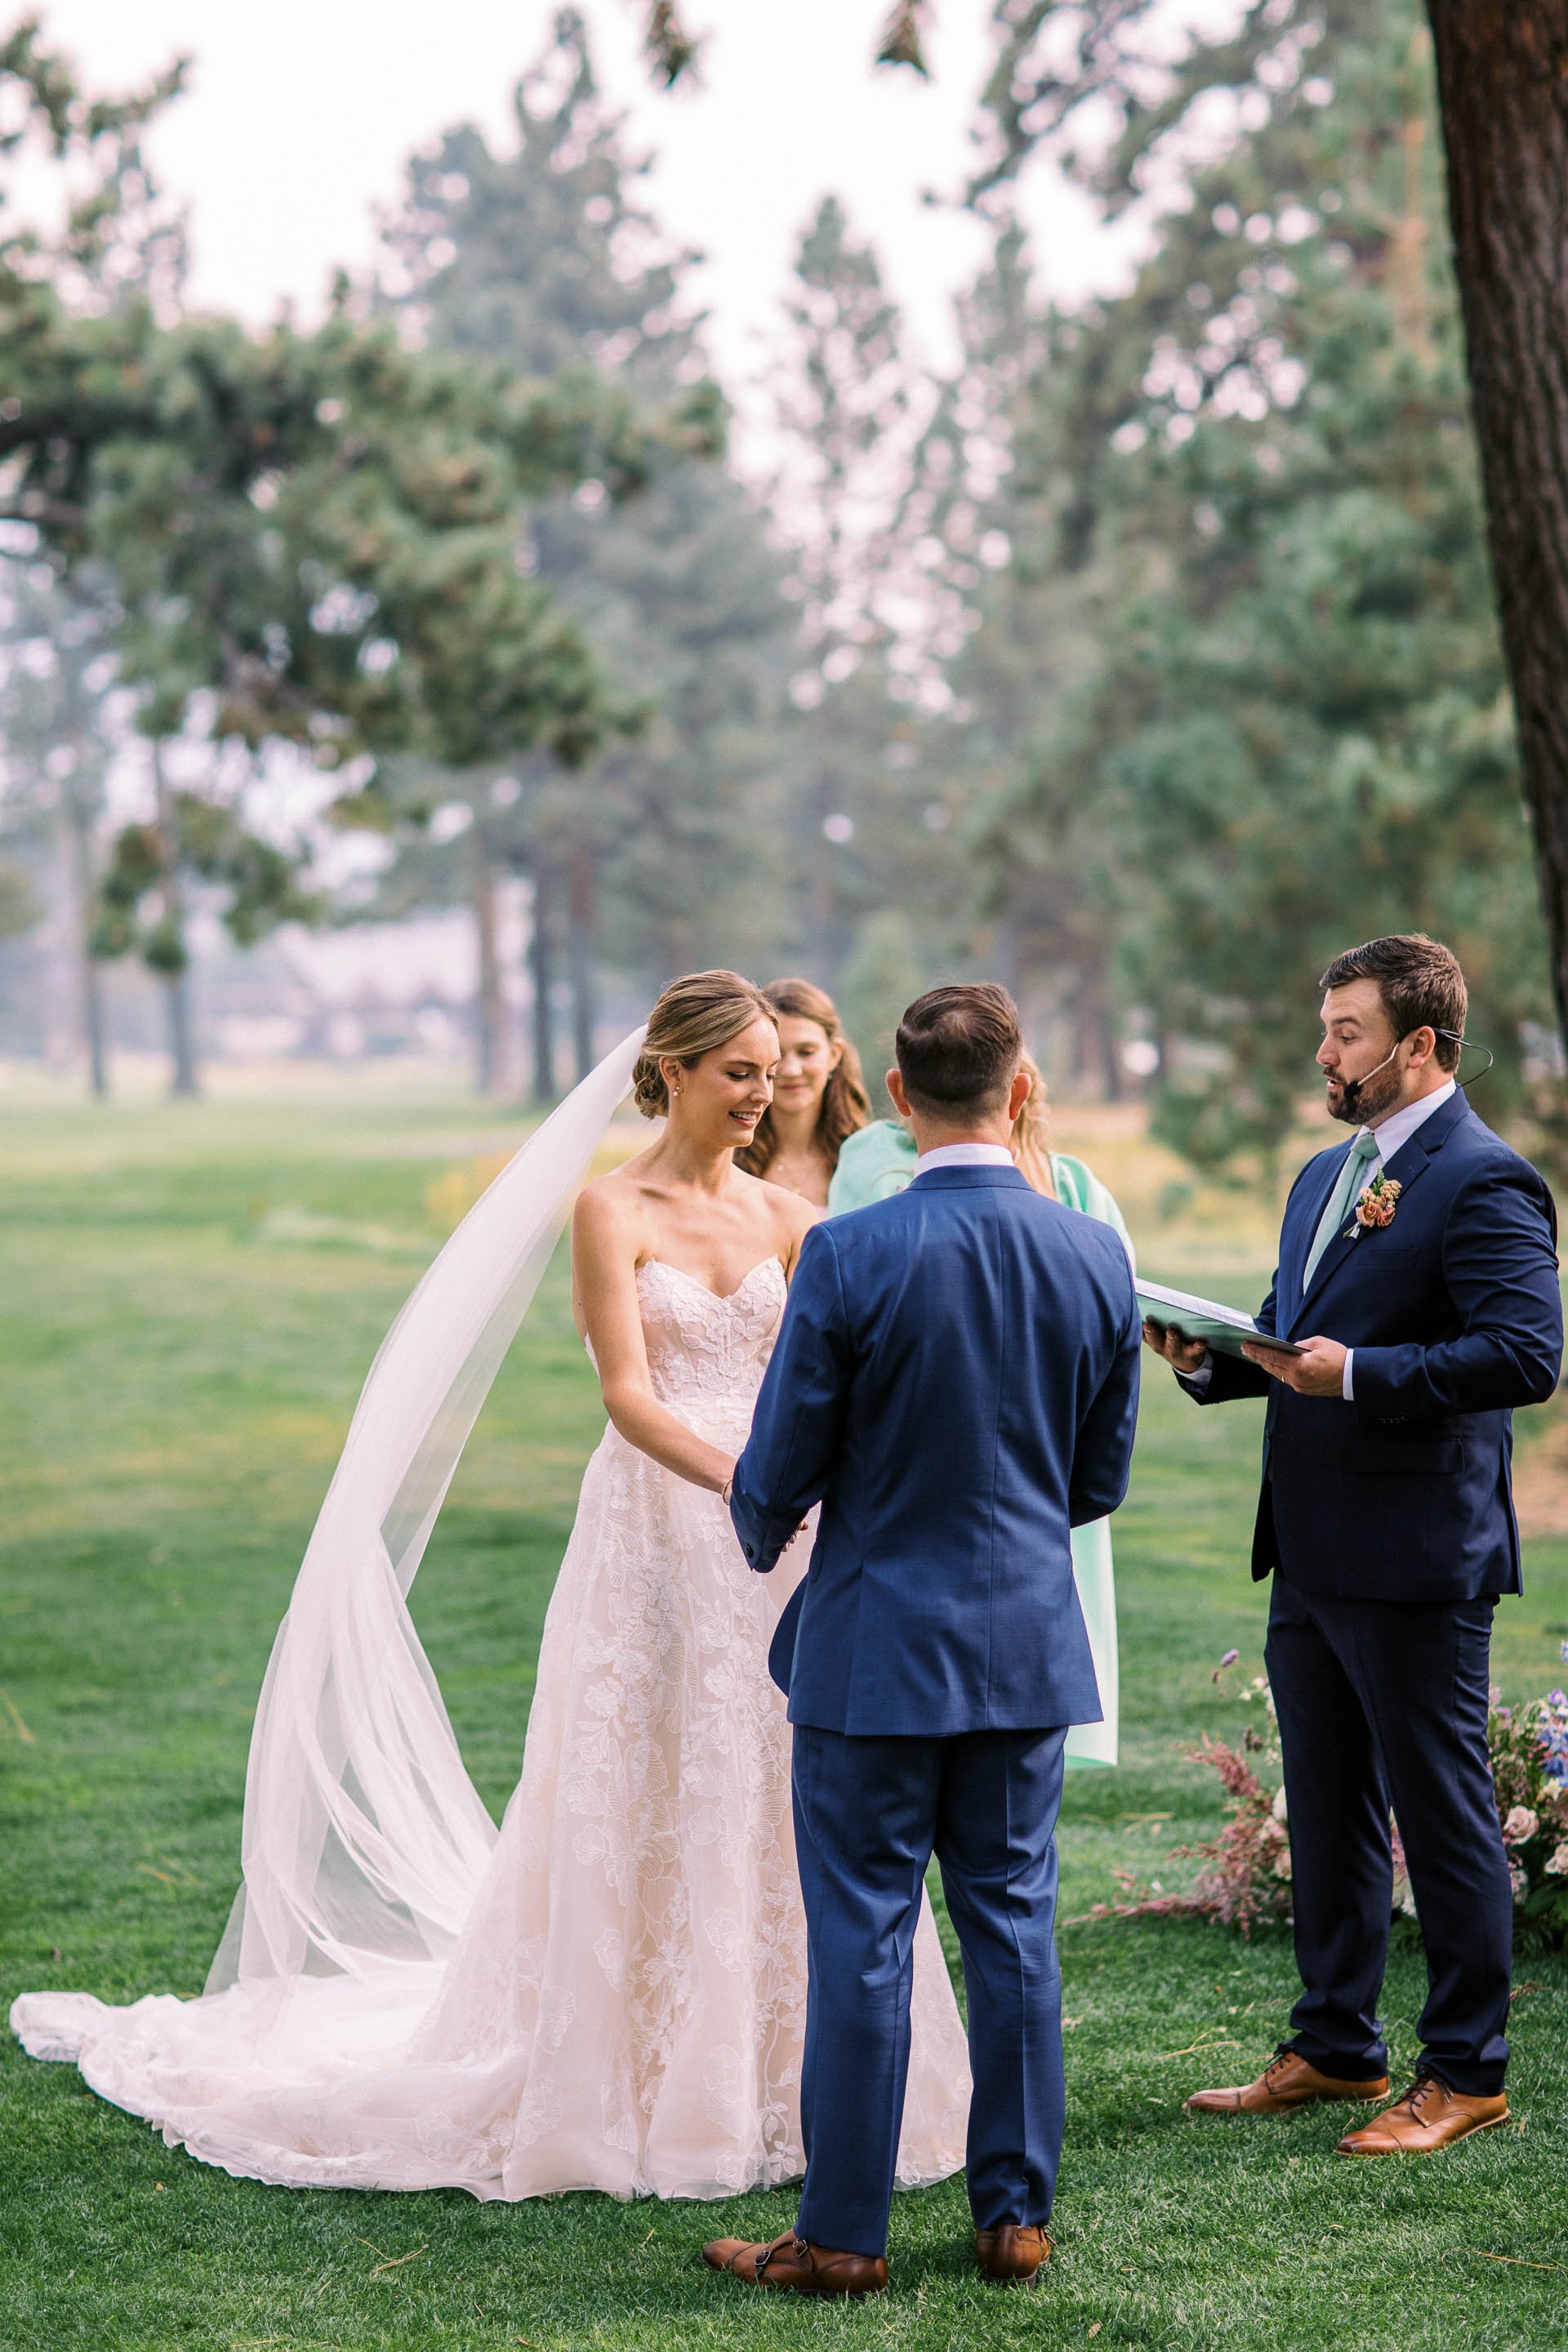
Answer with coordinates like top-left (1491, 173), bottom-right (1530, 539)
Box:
top-left (1266, 1579), bottom-right (1512, 2096)
top-left (791, 1722), bottom-right (1068, 2258)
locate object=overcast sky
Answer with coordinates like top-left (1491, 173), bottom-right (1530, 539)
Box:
top-left (37, 0), bottom-right (1167, 420)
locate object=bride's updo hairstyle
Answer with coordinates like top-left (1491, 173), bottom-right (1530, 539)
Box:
top-left (631, 969), bottom-right (777, 1119)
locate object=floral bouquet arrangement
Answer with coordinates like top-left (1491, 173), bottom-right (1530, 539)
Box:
top-left (1076, 1663), bottom-right (1293, 1938)
top-left (1085, 1649), bottom-right (1568, 1951)
top-left (1490, 1672), bottom-right (1568, 1949)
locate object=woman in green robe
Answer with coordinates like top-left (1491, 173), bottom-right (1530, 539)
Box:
top-left (826, 1054), bottom-right (1133, 1771)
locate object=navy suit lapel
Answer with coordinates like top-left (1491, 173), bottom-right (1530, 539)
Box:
top-left (1288, 1091), bottom-right (1468, 1334)
top-left (1379, 1086), bottom-right (1468, 1189)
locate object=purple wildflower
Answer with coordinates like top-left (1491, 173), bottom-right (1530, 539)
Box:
top-left (1539, 1690), bottom-right (1568, 1786)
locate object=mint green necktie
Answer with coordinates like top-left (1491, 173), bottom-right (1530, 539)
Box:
top-left (1302, 1130), bottom-right (1379, 1294)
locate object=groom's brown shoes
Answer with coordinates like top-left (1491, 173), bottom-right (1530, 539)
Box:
top-left (1185, 2047), bottom-right (1389, 2114)
top-left (1335, 2074), bottom-right (1508, 2156)
top-left (975, 2224), bottom-right (1050, 2286)
top-left (702, 2230), bottom-right (887, 2298)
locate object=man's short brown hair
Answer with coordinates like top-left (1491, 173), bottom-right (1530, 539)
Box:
top-left (1319, 934), bottom-right (1468, 1073)
top-left (895, 982), bottom-right (1023, 1116)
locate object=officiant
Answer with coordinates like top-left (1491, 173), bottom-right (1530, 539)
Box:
top-left (1146, 934), bottom-right (1561, 2155)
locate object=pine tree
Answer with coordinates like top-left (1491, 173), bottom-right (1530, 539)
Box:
top-left (3, 19), bottom-right (717, 1094)
top-left (963, 0), bottom-right (1548, 1167)
top-left (376, 7), bottom-right (792, 1089)
top-left (966, 0), bottom-right (1568, 1047)
top-left (1423, 2), bottom-right (1568, 1046)
top-left (923, 222), bottom-right (1142, 1091)
top-left (768, 194), bottom-right (974, 993)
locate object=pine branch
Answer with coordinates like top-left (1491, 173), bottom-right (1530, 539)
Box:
top-left (643, 2), bottom-right (701, 89)
top-left (0, 16), bottom-right (78, 153)
top-left (876, 0), bottom-right (933, 77)
top-left (969, 0), bottom-right (1164, 203)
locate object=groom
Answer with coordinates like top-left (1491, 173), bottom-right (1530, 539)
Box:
top-left (705, 982), bottom-right (1141, 2297)
top-left (1147, 934), bottom-right (1561, 2153)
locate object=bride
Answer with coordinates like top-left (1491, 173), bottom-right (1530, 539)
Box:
top-left (13, 970), bottom-right (970, 2201)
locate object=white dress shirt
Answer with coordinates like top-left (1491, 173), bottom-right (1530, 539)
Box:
top-left (913, 1141), bottom-right (1016, 1176)
top-left (1183, 1078), bottom-right (1458, 1401)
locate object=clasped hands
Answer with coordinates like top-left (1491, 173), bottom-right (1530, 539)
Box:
top-left (1142, 1320), bottom-right (1348, 1399)
top-left (719, 1459), bottom-right (811, 1552)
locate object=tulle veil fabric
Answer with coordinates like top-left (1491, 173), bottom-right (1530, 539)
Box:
top-left (14, 1027), bottom-right (649, 2065)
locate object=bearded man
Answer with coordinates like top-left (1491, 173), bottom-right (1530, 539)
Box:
top-left (1146, 935), bottom-right (1561, 2154)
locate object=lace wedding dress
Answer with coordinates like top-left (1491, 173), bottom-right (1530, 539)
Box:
top-left (14, 1254), bottom-right (971, 2200)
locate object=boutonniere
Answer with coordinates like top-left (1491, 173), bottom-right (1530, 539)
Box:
top-left (1354, 1173), bottom-right (1401, 1231)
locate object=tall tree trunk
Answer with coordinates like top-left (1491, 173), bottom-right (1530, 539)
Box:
top-left (151, 742), bottom-right (198, 1099)
top-left (807, 706), bottom-right (840, 985)
top-left (1072, 977), bottom-right (1123, 1102)
top-left (1091, 991), bottom-right (1124, 1105)
top-left (808, 780), bottom-right (840, 984)
top-left (1153, 1019), bottom-right (1176, 1091)
top-left (163, 971), bottom-right (198, 1098)
top-left (1424, 3), bottom-right (1568, 1038)
top-left (568, 841), bottom-right (597, 1084)
top-left (528, 860), bottom-right (557, 1104)
top-left (991, 912), bottom-right (1020, 1000)
top-left (472, 852), bottom-right (507, 1097)
top-left (65, 802), bottom-right (108, 1098)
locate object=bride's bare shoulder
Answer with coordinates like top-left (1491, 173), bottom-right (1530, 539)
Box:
top-left (578, 1131), bottom-right (664, 1204)
top-left (573, 1160), bottom-right (649, 1250)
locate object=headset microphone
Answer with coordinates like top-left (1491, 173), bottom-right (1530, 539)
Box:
top-left (1440, 1030), bottom-right (1495, 1089)
top-left (1337, 1040), bottom-right (1401, 1117)
top-left (1334, 1027), bottom-right (1493, 1116)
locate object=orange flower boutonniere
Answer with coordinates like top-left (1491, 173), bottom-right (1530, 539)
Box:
top-left (1355, 1173), bottom-right (1401, 1230)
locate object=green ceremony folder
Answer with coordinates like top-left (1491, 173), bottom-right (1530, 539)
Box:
top-left (1135, 1277), bottom-right (1304, 1359)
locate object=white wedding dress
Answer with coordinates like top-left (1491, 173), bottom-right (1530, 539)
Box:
top-left (14, 1251), bottom-right (971, 2200)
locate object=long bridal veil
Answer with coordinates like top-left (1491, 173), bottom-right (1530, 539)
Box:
top-left (12, 1027), bottom-right (648, 2085)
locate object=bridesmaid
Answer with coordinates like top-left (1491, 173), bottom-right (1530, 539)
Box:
top-left (733, 977), bottom-right (874, 1208)
top-left (829, 1048), bottom-right (1134, 1771)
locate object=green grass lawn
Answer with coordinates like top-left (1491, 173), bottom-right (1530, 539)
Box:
top-left (2, 1085), bottom-right (1565, 2352)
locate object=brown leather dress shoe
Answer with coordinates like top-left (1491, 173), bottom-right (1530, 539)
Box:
top-left (975, 2223), bottom-right (1050, 2287)
top-left (702, 2230), bottom-right (888, 2298)
top-left (1185, 2046), bottom-right (1390, 2115)
top-left (1335, 2074), bottom-right (1509, 2156)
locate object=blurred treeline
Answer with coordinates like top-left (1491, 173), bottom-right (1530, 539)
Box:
top-left (0, 1), bottom-right (1554, 1169)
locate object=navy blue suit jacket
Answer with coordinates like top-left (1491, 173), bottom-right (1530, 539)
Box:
top-left (728, 1164), bottom-right (1142, 1735)
top-left (1190, 1092), bottom-right (1561, 1600)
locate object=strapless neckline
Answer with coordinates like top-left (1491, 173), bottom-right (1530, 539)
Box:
top-left (637, 1256), bottom-right (786, 1307)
